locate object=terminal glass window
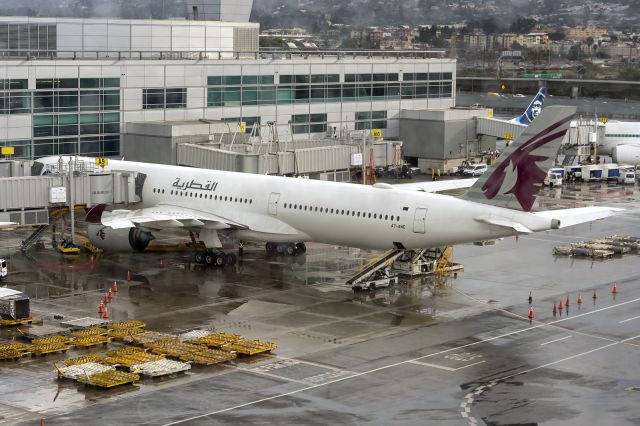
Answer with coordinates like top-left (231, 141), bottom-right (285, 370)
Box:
top-left (223, 116), bottom-right (261, 134)
top-left (355, 111), bottom-right (387, 130)
top-left (0, 23), bottom-right (56, 57)
top-left (291, 113), bottom-right (327, 134)
top-left (0, 79), bottom-right (30, 114)
top-left (143, 88), bottom-right (186, 109)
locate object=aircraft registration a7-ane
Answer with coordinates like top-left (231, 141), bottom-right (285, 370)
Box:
top-left (36, 106), bottom-right (620, 266)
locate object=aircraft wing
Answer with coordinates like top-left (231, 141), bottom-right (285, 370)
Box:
top-left (392, 178), bottom-right (477, 193)
top-left (100, 204), bottom-right (245, 230)
top-left (532, 206), bottom-right (624, 228)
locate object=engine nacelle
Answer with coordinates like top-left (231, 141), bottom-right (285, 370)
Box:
top-left (612, 145), bottom-right (640, 165)
top-left (87, 224), bottom-right (154, 252)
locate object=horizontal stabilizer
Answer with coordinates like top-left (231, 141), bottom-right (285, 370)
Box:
top-left (533, 207), bottom-right (624, 228)
top-left (474, 216), bottom-right (533, 233)
top-left (393, 178), bottom-right (477, 193)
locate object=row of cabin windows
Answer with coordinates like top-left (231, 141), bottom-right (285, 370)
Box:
top-left (283, 202), bottom-right (400, 222)
top-left (151, 187), bottom-right (253, 204)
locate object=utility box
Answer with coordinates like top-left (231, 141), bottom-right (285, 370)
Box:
top-left (0, 288), bottom-right (30, 320)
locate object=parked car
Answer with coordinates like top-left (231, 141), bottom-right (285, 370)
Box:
top-left (0, 259), bottom-right (7, 281)
top-left (544, 172), bottom-right (563, 187)
top-left (618, 171), bottom-right (636, 185)
top-left (462, 164), bottom-right (488, 177)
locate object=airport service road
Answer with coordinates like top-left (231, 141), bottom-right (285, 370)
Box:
top-left (2, 183), bottom-right (640, 426)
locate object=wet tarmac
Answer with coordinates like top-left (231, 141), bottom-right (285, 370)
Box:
top-left (1, 181), bottom-right (640, 425)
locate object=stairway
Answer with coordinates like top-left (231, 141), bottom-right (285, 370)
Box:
top-left (346, 249), bottom-right (404, 287)
top-left (21, 225), bottom-right (49, 252)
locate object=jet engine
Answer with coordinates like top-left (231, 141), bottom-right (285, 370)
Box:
top-left (612, 145), bottom-right (640, 165)
top-left (87, 224), bottom-right (154, 252)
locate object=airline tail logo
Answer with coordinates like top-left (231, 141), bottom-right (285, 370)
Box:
top-left (519, 87), bottom-right (547, 125)
top-left (481, 114), bottom-right (572, 211)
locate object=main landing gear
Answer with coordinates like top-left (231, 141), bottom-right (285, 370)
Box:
top-left (265, 242), bottom-right (307, 257)
top-left (194, 249), bottom-right (237, 267)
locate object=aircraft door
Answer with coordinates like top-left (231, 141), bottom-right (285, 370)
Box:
top-left (413, 208), bottom-right (427, 234)
top-left (268, 192), bottom-right (280, 216)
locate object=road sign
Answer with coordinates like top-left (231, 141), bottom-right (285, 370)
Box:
top-left (503, 134), bottom-right (514, 140)
top-left (600, 117), bottom-right (609, 124)
top-left (95, 157), bottom-right (109, 168)
top-left (371, 129), bottom-right (383, 138)
top-left (239, 122), bottom-right (246, 133)
top-left (1, 147), bottom-right (14, 155)
top-left (351, 153), bottom-right (363, 166)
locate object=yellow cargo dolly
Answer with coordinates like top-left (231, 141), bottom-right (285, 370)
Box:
top-left (109, 320), bottom-right (146, 330)
top-left (57, 242), bottom-right (80, 254)
top-left (32, 335), bottom-right (71, 345)
top-left (105, 352), bottom-right (164, 368)
top-left (76, 370), bottom-right (140, 388)
top-left (64, 355), bottom-right (107, 366)
top-left (71, 335), bottom-right (111, 348)
top-left (107, 328), bottom-right (145, 340)
top-left (0, 348), bottom-right (22, 361)
top-left (191, 333), bottom-right (243, 348)
top-left (0, 342), bottom-right (34, 353)
top-left (72, 327), bottom-right (108, 338)
top-left (30, 342), bottom-right (70, 356)
top-left (221, 339), bottom-right (278, 356)
top-left (0, 317), bottom-right (35, 327)
top-left (145, 339), bottom-right (237, 365)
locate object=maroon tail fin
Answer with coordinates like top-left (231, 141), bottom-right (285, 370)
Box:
top-left (86, 204), bottom-right (107, 224)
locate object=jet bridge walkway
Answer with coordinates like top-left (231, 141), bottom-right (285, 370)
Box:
top-left (0, 170), bottom-right (141, 227)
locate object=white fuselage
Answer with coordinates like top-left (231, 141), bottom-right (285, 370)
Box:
top-left (600, 121), bottom-right (640, 155)
top-left (40, 157), bottom-right (557, 250)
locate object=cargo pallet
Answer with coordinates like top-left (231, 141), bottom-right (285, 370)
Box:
top-left (30, 343), bottom-right (70, 356)
top-left (76, 370), bottom-right (140, 388)
top-left (0, 317), bottom-right (34, 327)
top-left (64, 355), bottom-right (107, 366)
top-left (71, 335), bottom-right (111, 348)
top-left (221, 340), bottom-right (278, 356)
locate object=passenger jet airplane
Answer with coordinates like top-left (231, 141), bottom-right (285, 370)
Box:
top-left (36, 106), bottom-right (620, 266)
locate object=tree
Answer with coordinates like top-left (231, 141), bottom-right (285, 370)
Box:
top-left (567, 44), bottom-right (581, 61)
top-left (548, 31), bottom-right (566, 42)
top-left (509, 16), bottom-right (537, 34)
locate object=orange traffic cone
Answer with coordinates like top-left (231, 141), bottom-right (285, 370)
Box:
top-left (113, 281), bottom-right (118, 293)
top-left (103, 293), bottom-right (109, 304)
top-left (552, 303), bottom-right (557, 316)
top-left (612, 283), bottom-right (618, 294)
top-left (577, 294), bottom-right (583, 304)
top-left (592, 290), bottom-right (597, 299)
top-left (103, 307), bottom-right (109, 320)
top-left (566, 296), bottom-right (570, 307)
top-left (528, 291), bottom-right (533, 304)
top-left (98, 303), bottom-right (104, 314)
top-left (107, 289), bottom-right (112, 301)
top-left (558, 299), bottom-right (563, 311)
top-left (127, 270), bottom-right (132, 281)
top-left (528, 307), bottom-right (534, 320)
top-left (40, 418), bottom-right (45, 426)
top-left (160, 259), bottom-right (164, 267)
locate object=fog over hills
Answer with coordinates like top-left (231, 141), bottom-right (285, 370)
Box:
top-left (0, 0), bottom-right (638, 29)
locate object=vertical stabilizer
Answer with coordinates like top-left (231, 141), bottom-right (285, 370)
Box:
top-left (460, 105), bottom-right (575, 212)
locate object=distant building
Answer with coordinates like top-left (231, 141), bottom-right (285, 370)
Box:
top-left (566, 27), bottom-right (608, 41)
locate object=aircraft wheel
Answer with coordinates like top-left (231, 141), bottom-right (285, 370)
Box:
top-left (195, 252), bottom-right (205, 264)
top-left (295, 243), bottom-right (307, 254)
top-left (266, 242), bottom-right (277, 255)
top-left (285, 244), bottom-right (295, 256)
top-left (225, 253), bottom-right (237, 266)
top-left (205, 254), bottom-right (214, 265)
top-left (214, 255), bottom-right (225, 267)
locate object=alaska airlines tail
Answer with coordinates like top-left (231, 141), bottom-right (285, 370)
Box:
top-left (461, 105), bottom-right (575, 212)
top-left (510, 87), bottom-right (548, 125)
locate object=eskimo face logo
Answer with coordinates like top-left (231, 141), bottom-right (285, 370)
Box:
top-left (530, 100), bottom-right (543, 119)
top-left (481, 114), bottom-right (573, 211)
top-left (97, 227), bottom-right (107, 240)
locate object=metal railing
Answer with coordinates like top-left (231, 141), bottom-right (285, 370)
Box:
top-left (0, 48), bottom-right (447, 61)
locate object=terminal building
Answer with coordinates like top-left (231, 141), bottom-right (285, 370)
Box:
top-left (0, 5), bottom-right (455, 162)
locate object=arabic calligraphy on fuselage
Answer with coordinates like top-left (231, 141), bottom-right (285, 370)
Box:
top-left (172, 178), bottom-right (219, 192)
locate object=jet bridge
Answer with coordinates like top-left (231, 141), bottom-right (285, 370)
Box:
top-left (0, 165), bottom-right (141, 227)
top-left (476, 117), bottom-right (527, 140)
